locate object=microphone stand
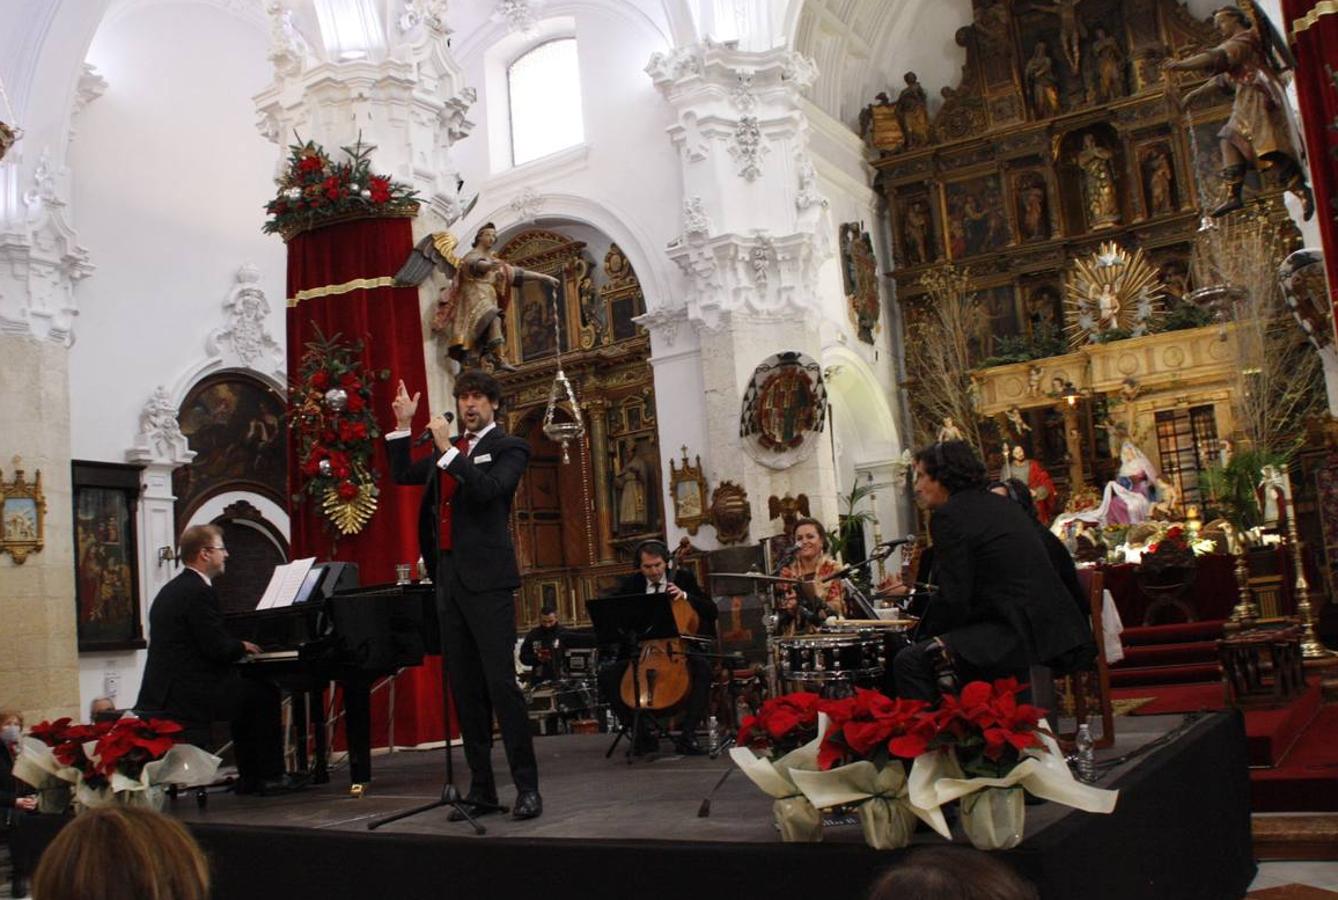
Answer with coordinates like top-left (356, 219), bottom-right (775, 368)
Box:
top-left (369, 436), bottom-right (505, 834)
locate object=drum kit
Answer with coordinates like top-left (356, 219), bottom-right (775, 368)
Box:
top-left (709, 567), bottom-right (919, 700)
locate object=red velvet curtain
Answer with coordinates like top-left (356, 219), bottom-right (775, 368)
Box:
top-left (286, 214), bottom-right (453, 747)
top-left (1283, 0), bottom-right (1338, 339)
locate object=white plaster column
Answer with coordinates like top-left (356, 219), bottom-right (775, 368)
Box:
top-left (644, 41), bottom-right (839, 545)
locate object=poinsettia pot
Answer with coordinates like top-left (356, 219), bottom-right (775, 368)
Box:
top-left (773, 795), bottom-right (823, 842)
top-left (857, 795), bottom-right (917, 850)
top-left (959, 786), bottom-right (1025, 850)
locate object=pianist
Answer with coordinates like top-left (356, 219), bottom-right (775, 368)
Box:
top-left (134, 525), bottom-right (290, 795)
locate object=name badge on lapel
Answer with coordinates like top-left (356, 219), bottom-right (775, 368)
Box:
top-left (473, 453), bottom-right (493, 464)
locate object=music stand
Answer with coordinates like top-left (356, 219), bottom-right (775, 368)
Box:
top-left (587, 592), bottom-right (680, 761)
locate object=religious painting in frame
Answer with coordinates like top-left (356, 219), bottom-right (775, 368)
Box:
top-left (1, 460), bottom-right (46, 564)
top-left (945, 173), bottom-right (1010, 259)
top-left (894, 190), bottom-right (939, 268)
top-left (172, 372), bottom-right (286, 527)
top-left (839, 221), bottom-right (881, 344)
top-left (517, 279), bottom-right (565, 362)
top-left (72, 461), bottom-right (146, 652)
top-left (669, 447), bottom-right (709, 535)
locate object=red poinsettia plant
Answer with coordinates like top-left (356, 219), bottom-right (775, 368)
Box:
top-left (290, 327), bottom-right (388, 535)
top-left (27, 717), bottom-right (184, 789)
top-left (816, 688), bottom-right (933, 770)
top-left (263, 138), bottom-right (418, 241)
top-left (927, 678), bottom-right (1046, 778)
top-left (737, 692), bottom-right (822, 759)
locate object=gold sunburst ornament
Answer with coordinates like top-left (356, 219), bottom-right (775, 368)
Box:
top-left (320, 463), bottom-right (379, 535)
top-left (1064, 242), bottom-right (1164, 348)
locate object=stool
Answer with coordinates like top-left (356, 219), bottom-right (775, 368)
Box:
top-left (1218, 622), bottom-right (1305, 708)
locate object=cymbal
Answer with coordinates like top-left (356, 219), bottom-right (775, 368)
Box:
top-left (709, 571), bottom-right (801, 584)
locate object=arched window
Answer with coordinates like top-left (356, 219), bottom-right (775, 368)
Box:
top-left (508, 38), bottom-right (585, 166)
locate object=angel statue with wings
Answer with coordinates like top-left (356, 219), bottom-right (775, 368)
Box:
top-left (395, 223), bottom-right (560, 371)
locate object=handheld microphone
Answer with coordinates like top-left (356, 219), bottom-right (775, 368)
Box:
top-left (413, 410), bottom-right (455, 446)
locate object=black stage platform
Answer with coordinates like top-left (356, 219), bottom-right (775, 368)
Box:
top-left (13, 711), bottom-right (1253, 900)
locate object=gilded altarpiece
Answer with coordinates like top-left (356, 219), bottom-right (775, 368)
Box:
top-left (496, 232), bottom-right (657, 630)
top-left (874, 0), bottom-right (1238, 491)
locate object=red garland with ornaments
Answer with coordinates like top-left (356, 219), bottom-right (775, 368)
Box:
top-left (263, 137), bottom-right (418, 241)
top-left (290, 328), bottom-right (388, 536)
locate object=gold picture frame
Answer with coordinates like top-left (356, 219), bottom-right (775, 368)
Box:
top-left (1, 457), bottom-right (46, 564)
top-left (668, 446), bottom-right (709, 536)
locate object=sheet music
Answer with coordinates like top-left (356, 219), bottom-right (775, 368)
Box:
top-left (254, 557), bottom-right (317, 610)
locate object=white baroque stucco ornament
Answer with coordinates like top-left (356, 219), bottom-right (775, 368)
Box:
top-left (399, 0), bottom-right (449, 33)
top-left (645, 45), bottom-right (702, 85)
top-left (494, 0), bottom-right (543, 35)
top-left (509, 187), bottom-right (546, 221)
top-left (133, 386), bottom-right (193, 464)
top-left (207, 265), bottom-right (283, 376)
top-left (266, 1), bottom-right (314, 78)
top-left (682, 196), bottom-right (712, 242)
top-left (730, 69), bottom-right (757, 112)
top-left (729, 116), bottom-right (768, 181)
top-left (750, 234), bottom-right (772, 288)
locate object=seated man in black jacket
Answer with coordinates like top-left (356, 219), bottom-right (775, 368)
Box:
top-left (893, 442), bottom-right (1094, 702)
top-left (519, 606), bottom-right (570, 686)
top-left (596, 540), bottom-right (718, 755)
top-left (134, 525), bottom-right (288, 794)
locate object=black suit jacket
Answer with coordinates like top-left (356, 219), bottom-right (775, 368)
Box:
top-left (613, 569), bottom-right (718, 638)
top-left (926, 489), bottom-right (1093, 671)
top-left (388, 426), bottom-right (530, 594)
top-left (135, 569), bottom-right (246, 719)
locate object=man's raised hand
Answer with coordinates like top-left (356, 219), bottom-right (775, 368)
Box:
top-left (392, 379), bottom-right (421, 431)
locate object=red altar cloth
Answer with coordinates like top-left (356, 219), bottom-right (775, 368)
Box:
top-left (286, 215), bottom-right (454, 747)
top-left (1096, 548), bottom-right (1302, 626)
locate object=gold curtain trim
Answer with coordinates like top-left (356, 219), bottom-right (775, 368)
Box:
top-left (1292, 1), bottom-right (1338, 37)
top-left (287, 276), bottom-right (398, 308)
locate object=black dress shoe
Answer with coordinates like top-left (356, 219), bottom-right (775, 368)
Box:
top-left (257, 774), bottom-right (311, 796)
top-left (512, 790), bottom-right (543, 820)
top-left (447, 791), bottom-right (502, 822)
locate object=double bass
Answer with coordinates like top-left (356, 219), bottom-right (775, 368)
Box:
top-left (618, 554), bottom-right (702, 713)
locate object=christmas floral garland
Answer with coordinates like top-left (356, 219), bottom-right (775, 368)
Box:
top-left (263, 138), bottom-right (418, 241)
top-left (290, 329), bottom-right (387, 536)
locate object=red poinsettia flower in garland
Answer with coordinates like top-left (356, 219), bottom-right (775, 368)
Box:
top-left (369, 176), bottom-right (391, 204)
top-left (337, 481), bottom-right (359, 501)
top-left (263, 139), bottom-right (418, 238)
top-left (93, 718), bottom-right (183, 779)
top-left (930, 678), bottom-right (1045, 777)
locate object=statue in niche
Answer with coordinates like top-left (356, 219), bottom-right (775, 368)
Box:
top-left (1025, 43), bottom-right (1063, 119)
top-left (1075, 134), bottom-right (1121, 228)
top-left (613, 438), bottom-right (655, 533)
top-left (896, 72), bottom-right (931, 149)
top-left (1027, 285), bottom-right (1061, 331)
top-left (903, 201), bottom-right (931, 265)
top-left (1090, 26), bottom-right (1126, 102)
top-left (1143, 147), bottom-right (1175, 215)
top-left (1158, 259), bottom-right (1190, 301)
top-left (1018, 175), bottom-right (1049, 241)
top-left (1027, 0), bottom-right (1086, 72)
top-left (1164, 5), bottom-right (1314, 220)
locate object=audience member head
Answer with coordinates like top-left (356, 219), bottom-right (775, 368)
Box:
top-left (32, 805), bottom-right (211, 900)
top-left (913, 440), bottom-right (987, 508)
top-left (178, 524), bottom-right (227, 578)
top-left (866, 846), bottom-right (1039, 900)
top-left (988, 478), bottom-right (1038, 520)
top-left (89, 697), bottom-right (118, 724)
top-left (1, 709), bottom-right (22, 746)
top-left (792, 518), bottom-right (828, 563)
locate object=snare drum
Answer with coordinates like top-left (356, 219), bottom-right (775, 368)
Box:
top-left (777, 633), bottom-right (884, 697)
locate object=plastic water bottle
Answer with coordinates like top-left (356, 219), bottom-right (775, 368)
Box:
top-left (707, 715), bottom-right (719, 753)
top-left (1075, 723), bottom-right (1095, 783)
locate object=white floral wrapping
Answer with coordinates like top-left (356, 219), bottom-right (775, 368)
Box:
top-left (729, 712), bottom-right (829, 842)
top-left (909, 732), bottom-right (1119, 815)
top-left (791, 757), bottom-right (952, 840)
top-left (12, 736), bottom-right (221, 810)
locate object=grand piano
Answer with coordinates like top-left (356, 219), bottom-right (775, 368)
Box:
top-left (225, 568), bottom-right (438, 787)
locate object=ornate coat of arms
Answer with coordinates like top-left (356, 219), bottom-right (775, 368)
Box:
top-left (840, 222), bottom-right (881, 344)
top-left (739, 352), bottom-right (827, 469)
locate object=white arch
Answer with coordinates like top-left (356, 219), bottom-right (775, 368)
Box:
top-left (460, 190), bottom-right (677, 310)
top-left (820, 343), bottom-right (898, 463)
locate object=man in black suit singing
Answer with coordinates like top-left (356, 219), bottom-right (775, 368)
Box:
top-left (598, 540), bottom-right (718, 755)
top-left (892, 441), bottom-right (1093, 702)
top-left (386, 370), bottom-right (541, 820)
top-left (135, 525), bottom-right (287, 794)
